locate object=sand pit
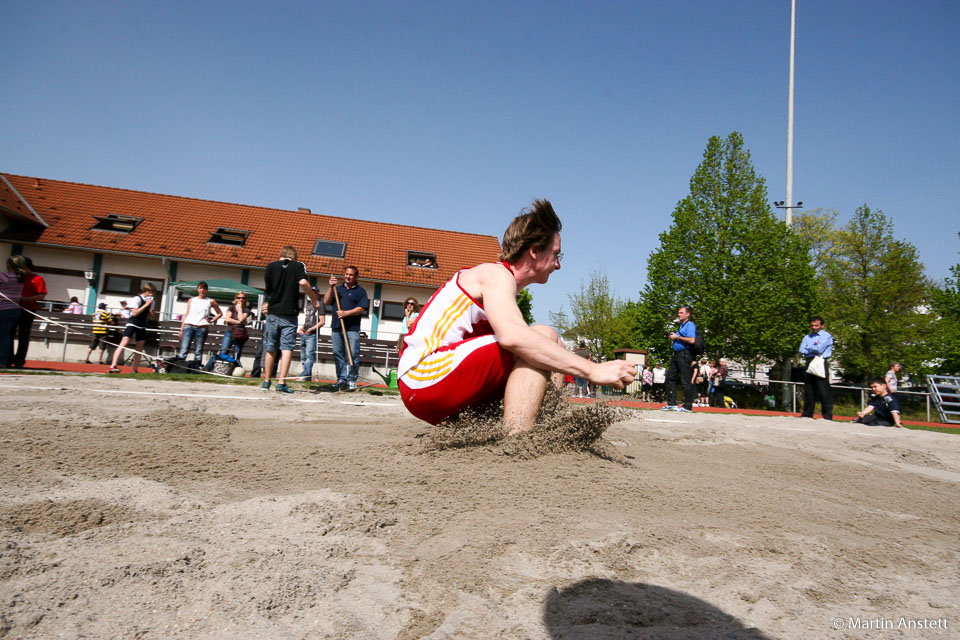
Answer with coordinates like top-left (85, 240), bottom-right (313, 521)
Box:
top-left (1, 375), bottom-right (957, 638)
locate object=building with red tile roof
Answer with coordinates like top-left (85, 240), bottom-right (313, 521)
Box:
top-left (0, 172), bottom-right (501, 340)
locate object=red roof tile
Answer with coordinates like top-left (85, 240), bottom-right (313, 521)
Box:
top-left (0, 173), bottom-right (501, 284)
top-left (0, 175), bottom-right (47, 226)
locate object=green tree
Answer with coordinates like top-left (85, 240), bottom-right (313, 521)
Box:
top-left (929, 236), bottom-right (960, 374)
top-left (516, 288), bottom-right (535, 325)
top-left (822, 205), bottom-right (935, 382)
top-left (549, 269), bottom-right (623, 360)
top-left (638, 132), bottom-right (818, 364)
top-left (791, 208), bottom-right (841, 276)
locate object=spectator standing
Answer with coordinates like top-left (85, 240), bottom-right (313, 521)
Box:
top-left (662, 305), bottom-right (697, 413)
top-left (323, 266), bottom-right (369, 391)
top-left (641, 364), bottom-right (654, 403)
top-left (84, 302), bottom-right (115, 364)
top-left (853, 378), bottom-right (904, 428)
top-left (262, 247), bottom-right (320, 393)
top-left (652, 362), bottom-right (667, 401)
top-left (204, 291), bottom-right (251, 370)
top-left (573, 341), bottom-right (590, 398)
top-left (177, 282), bottom-right (221, 361)
top-left (396, 297), bottom-right (419, 353)
top-left (65, 297), bottom-right (83, 313)
top-left (0, 256), bottom-right (27, 368)
top-left (885, 361), bottom-right (901, 395)
top-left (695, 358), bottom-right (712, 406)
top-left (118, 300), bottom-right (131, 321)
top-left (249, 302), bottom-right (273, 379)
top-left (710, 358), bottom-right (729, 407)
top-left (799, 316), bottom-right (834, 420)
top-left (108, 283), bottom-right (156, 373)
top-left (11, 257), bottom-right (47, 368)
top-left (297, 286), bottom-right (325, 381)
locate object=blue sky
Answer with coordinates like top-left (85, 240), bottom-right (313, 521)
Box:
top-left (2, 1), bottom-right (958, 323)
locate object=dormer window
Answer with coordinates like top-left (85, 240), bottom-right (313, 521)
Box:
top-left (208, 227), bottom-right (250, 247)
top-left (407, 251), bottom-right (438, 269)
top-left (313, 239), bottom-right (346, 258)
top-left (91, 213), bottom-right (143, 233)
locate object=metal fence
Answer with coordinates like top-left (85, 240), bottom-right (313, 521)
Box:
top-left (609, 377), bottom-right (937, 423)
top-left (701, 378), bottom-right (935, 422)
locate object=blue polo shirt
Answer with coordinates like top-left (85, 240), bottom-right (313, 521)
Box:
top-left (673, 320), bottom-right (696, 351)
top-left (332, 283), bottom-right (368, 333)
top-left (799, 329), bottom-right (833, 358)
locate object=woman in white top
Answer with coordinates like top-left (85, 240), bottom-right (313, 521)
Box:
top-left (696, 358), bottom-right (712, 406)
top-left (178, 281), bottom-right (222, 360)
top-left (65, 296), bottom-right (84, 313)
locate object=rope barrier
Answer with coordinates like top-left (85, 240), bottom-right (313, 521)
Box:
top-left (0, 290), bottom-right (248, 381)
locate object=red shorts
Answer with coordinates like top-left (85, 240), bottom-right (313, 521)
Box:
top-left (399, 334), bottom-right (514, 425)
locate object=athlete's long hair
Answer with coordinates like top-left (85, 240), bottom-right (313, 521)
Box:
top-left (499, 199), bottom-right (562, 263)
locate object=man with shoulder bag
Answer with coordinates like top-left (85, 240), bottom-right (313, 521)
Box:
top-left (799, 316), bottom-right (834, 420)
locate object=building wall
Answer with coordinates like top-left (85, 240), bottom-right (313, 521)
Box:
top-left (2, 240), bottom-right (445, 341)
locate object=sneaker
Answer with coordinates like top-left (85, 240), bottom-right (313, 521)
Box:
top-left (107, 367), bottom-right (121, 374)
top-left (260, 381), bottom-right (271, 391)
top-left (676, 407), bottom-right (693, 413)
top-left (661, 405), bottom-right (678, 411)
top-left (331, 382), bottom-right (345, 392)
top-left (347, 381), bottom-right (357, 392)
top-left (276, 384), bottom-right (294, 394)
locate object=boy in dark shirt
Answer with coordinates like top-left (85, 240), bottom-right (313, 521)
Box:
top-left (854, 378), bottom-right (904, 428)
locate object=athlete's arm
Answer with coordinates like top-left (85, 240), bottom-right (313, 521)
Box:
top-left (467, 265), bottom-right (636, 387)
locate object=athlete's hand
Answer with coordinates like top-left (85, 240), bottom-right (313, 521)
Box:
top-left (328, 276), bottom-right (338, 288)
top-left (589, 360), bottom-right (639, 390)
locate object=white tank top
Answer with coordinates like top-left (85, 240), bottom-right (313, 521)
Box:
top-left (398, 263), bottom-right (508, 379)
top-left (183, 296), bottom-right (213, 326)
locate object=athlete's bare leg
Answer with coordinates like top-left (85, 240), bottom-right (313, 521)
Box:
top-left (503, 324), bottom-right (563, 435)
top-left (130, 340), bottom-right (145, 373)
top-left (109, 336), bottom-right (131, 369)
top-left (277, 350), bottom-right (293, 384)
top-left (263, 351), bottom-right (275, 383)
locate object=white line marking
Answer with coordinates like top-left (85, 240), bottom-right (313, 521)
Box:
top-left (345, 403), bottom-right (400, 407)
top-left (94, 389), bottom-right (258, 400)
top-left (644, 418), bottom-right (690, 423)
top-left (0, 384), bottom-right (69, 391)
top-left (0, 383), bottom-right (401, 406)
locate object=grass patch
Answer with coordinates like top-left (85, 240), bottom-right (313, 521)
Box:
top-left (903, 424), bottom-right (960, 435)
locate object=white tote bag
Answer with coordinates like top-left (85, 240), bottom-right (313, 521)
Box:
top-left (807, 355), bottom-right (827, 378)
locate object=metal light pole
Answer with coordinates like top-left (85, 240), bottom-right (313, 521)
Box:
top-left (785, 0), bottom-right (797, 226)
top-left (778, 0), bottom-right (802, 412)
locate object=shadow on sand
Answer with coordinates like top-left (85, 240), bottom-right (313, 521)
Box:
top-left (543, 578), bottom-right (771, 640)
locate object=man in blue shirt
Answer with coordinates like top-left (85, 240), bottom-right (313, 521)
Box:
top-left (799, 316), bottom-right (834, 420)
top-left (324, 265), bottom-right (369, 391)
top-left (662, 305), bottom-right (697, 413)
